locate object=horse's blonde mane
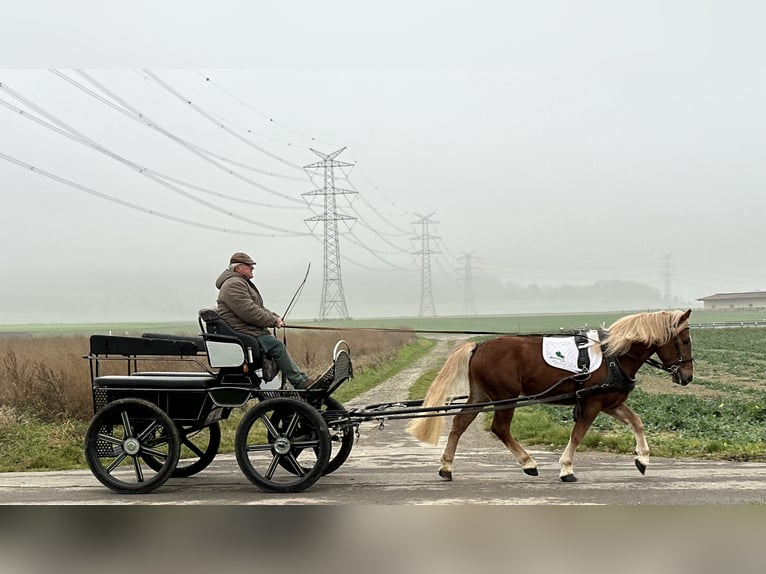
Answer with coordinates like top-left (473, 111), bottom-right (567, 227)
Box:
top-left (602, 310), bottom-right (688, 356)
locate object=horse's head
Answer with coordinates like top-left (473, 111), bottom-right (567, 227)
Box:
top-left (654, 309), bottom-right (694, 385)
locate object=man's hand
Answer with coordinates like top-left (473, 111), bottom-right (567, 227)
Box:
top-left (275, 317), bottom-right (286, 328)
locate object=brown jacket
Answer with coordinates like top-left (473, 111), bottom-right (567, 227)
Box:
top-left (215, 270), bottom-right (280, 337)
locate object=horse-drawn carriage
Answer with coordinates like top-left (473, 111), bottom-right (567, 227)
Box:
top-left (85, 309), bottom-right (355, 494)
top-left (84, 309), bottom-right (694, 494)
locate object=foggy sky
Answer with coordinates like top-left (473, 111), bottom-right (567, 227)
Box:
top-left (1, 1), bottom-right (765, 324)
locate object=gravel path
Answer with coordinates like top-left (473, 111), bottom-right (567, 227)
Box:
top-left (346, 335), bottom-right (467, 409)
top-left (343, 334), bottom-right (504, 457)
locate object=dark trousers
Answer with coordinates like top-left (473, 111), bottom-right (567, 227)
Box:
top-left (256, 334), bottom-right (308, 387)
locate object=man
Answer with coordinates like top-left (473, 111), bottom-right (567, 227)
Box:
top-left (215, 251), bottom-right (309, 388)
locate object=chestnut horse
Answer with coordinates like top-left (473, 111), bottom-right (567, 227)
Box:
top-left (408, 309), bottom-right (694, 482)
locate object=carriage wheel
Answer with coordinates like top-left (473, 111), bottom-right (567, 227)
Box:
top-left (143, 422), bottom-right (221, 478)
top-left (235, 398), bottom-right (330, 493)
top-left (271, 396), bottom-right (354, 476)
top-left (84, 398), bottom-right (180, 494)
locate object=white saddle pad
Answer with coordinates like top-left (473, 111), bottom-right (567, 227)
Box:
top-left (542, 330), bottom-right (603, 373)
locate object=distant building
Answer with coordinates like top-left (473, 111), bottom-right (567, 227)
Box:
top-left (697, 291), bottom-right (766, 309)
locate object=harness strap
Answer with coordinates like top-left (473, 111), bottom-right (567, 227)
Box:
top-left (574, 332), bottom-right (591, 372)
top-left (572, 356), bottom-right (636, 421)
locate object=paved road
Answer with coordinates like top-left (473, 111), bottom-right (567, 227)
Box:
top-left (1, 337), bottom-right (763, 505)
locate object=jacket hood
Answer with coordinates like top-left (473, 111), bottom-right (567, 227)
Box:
top-left (215, 269), bottom-right (245, 289)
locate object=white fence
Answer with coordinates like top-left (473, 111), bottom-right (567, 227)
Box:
top-left (691, 320), bottom-right (766, 329)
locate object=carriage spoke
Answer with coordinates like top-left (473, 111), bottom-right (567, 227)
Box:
top-left (136, 421), bottom-right (160, 442)
top-left (105, 453), bottom-right (128, 473)
top-left (265, 455), bottom-right (280, 479)
top-left (141, 446), bottom-right (168, 460)
top-left (291, 437), bottom-right (320, 449)
top-left (96, 433), bottom-right (122, 447)
top-left (120, 411), bottom-right (133, 438)
top-left (181, 437), bottom-right (205, 458)
top-left (283, 413), bottom-right (300, 436)
top-left (261, 415), bottom-right (280, 439)
top-left (245, 442), bottom-right (274, 453)
top-left (283, 453), bottom-right (307, 477)
top-left (133, 457), bottom-right (145, 482)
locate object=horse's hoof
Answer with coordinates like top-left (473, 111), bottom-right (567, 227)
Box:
top-left (438, 469), bottom-right (453, 481)
top-left (635, 459), bottom-right (647, 475)
top-left (560, 474), bottom-right (578, 483)
top-left (523, 467), bottom-right (539, 476)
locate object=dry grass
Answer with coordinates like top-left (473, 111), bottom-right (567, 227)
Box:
top-left (0, 337), bottom-right (92, 421)
top-left (0, 329), bottom-right (415, 422)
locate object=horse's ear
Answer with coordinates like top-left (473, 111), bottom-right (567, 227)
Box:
top-left (679, 309), bottom-right (692, 323)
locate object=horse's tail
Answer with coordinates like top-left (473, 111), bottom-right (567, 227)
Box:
top-left (407, 341), bottom-right (477, 445)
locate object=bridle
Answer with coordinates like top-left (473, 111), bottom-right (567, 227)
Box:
top-left (642, 324), bottom-right (695, 376)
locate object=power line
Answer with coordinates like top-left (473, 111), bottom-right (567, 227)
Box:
top-left (145, 70), bottom-right (422, 256)
top-left (76, 70), bottom-right (308, 183)
top-left (0, 151), bottom-right (291, 237)
top-left (0, 88), bottom-right (309, 235)
top-left (193, 70), bottom-right (339, 150)
top-left (339, 170), bottom-right (412, 236)
top-left (0, 93), bottom-right (302, 213)
top-left (190, 71), bottom-right (416, 241)
top-left (142, 70), bottom-right (308, 172)
top-left (4, 71), bottom-right (438, 275)
top-left (346, 203), bottom-right (413, 252)
top-left (50, 70), bottom-right (307, 204)
top-left (306, 232), bottom-right (414, 273)
top-left (147, 171), bottom-right (305, 210)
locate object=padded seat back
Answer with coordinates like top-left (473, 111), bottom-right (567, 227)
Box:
top-left (198, 309), bottom-right (263, 368)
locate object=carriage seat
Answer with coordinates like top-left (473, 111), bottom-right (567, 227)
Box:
top-left (93, 373), bottom-right (217, 389)
top-left (198, 309), bottom-right (263, 369)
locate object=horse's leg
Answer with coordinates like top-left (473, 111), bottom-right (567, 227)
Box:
top-left (438, 383), bottom-right (490, 481)
top-left (558, 403), bottom-right (601, 482)
top-left (490, 408), bottom-right (539, 476)
top-left (603, 403), bottom-right (650, 474)
top-left (438, 408), bottom-right (480, 481)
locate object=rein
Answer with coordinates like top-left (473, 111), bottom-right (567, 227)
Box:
top-left (284, 324), bottom-right (584, 337)
top-left (642, 356), bottom-right (693, 375)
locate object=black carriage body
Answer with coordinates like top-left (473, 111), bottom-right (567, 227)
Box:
top-left (88, 335), bottom-right (242, 423)
top-left (93, 379), bottom-right (223, 426)
top-left (84, 318), bottom-right (356, 494)
top-left (87, 332), bottom-right (260, 420)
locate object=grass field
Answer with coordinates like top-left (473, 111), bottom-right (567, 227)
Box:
top-left (1, 307), bottom-right (764, 337)
top-left (305, 308), bottom-right (766, 334)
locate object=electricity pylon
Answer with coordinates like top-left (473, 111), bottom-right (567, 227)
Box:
top-left (457, 251), bottom-right (478, 315)
top-left (661, 252), bottom-right (674, 306)
top-left (412, 212), bottom-right (439, 317)
top-left (303, 148), bottom-right (356, 320)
